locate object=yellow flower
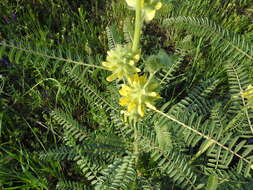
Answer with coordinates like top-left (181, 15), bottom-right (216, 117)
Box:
top-left (126, 0), bottom-right (137, 7)
top-left (102, 45), bottom-right (140, 82)
top-left (143, 1), bottom-right (162, 22)
top-left (119, 74), bottom-right (160, 117)
top-left (125, 0), bottom-right (162, 22)
top-left (241, 85), bottom-right (253, 109)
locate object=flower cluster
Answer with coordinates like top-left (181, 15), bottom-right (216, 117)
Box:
top-left (119, 74), bottom-right (160, 117)
top-left (126, 0), bottom-right (162, 22)
top-left (102, 45), bottom-right (140, 82)
top-left (101, 0), bottom-right (162, 118)
top-left (241, 85), bottom-right (253, 109)
top-left (102, 44), bottom-right (161, 118)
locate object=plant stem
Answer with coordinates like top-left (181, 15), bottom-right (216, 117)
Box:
top-left (144, 72), bottom-right (155, 89)
top-left (133, 119), bottom-right (139, 163)
top-left (133, 119), bottom-right (142, 176)
top-left (132, 0), bottom-right (142, 53)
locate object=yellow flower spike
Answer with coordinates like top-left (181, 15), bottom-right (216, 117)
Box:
top-left (106, 73), bottom-right (118, 82)
top-left (101, 45), bottom-right (141, 82)
top-left (125, 0), bottom-right (162, 22)
top-left (119, 74), bottom-right (160, 117)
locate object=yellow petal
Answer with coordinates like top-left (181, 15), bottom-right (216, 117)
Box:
top-left (118, 71), bottom-right (124, 79)
top-left (138, 104), bottom-right (145, 117)
top-left (135, 67), bottom-right (141, 73)
top-left (144, 9), bottom-right (156, 22)
top-left (119, 85), bottom-right (130, 96)
top-left (134, 54), bottom-right (140, 61)
top-left (106, 73), bottom-right (118, 82)
top-left (119, 97), bottom-right (130, 106)
top-left (125, 0), bottom-right (136, 8)
top-left (148, 92), bottom-right (158, 97)
top-left (128, 102), bottom-right (136, 113)
top-left (106, 49), bottom-right (114, 56)
top-left (155, 2), bottom-right (162, 10)
top-left (102, 61), bottom-right (112, 68)
top-left (129, 60), bottom-right (135, 65)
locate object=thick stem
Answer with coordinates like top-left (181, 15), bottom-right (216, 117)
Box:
top-left (132, 0), bottom-right (142, 53)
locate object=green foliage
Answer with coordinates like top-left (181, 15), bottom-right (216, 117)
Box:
top-left (51, 110), bottom-right (89, 142)
top-left (162, 16), bottom-right (253, 67)
top-left (205, 175), bottom-right (218, 190)
top-left (0, 146), bottom-right (62, 189)
top-left (96, 155), bottom-right (136, 190)
top-left (56, 180), bottom-right (88, 190)
top-left (1, 0), bottom-right (253, 189)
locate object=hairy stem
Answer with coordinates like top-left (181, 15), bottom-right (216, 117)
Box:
top-left (132, 0), bottom-right (142, 53)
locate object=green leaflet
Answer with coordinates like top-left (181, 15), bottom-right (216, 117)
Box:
top-left (205, 175), bottom-right (218, 190)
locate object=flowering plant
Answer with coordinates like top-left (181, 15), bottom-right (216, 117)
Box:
top-left (102, 45), bottom-right (140, 82)
top-left (119, 74), bottom-right (160, 117)
top-left (101, 0), bottom-right (162, 118)
top-left (125, 0), bottom-right (162, 22)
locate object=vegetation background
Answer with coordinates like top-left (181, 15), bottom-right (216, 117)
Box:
top-left (0, 0), bottom-right (253, 189)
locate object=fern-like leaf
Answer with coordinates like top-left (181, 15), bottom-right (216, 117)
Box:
top-left (162, 17), bottom-right (253, 64)
top-left (106, 26), bottom-right (117, 50)
top-left (65, 66), bottom-right (117, 112)
top-left (39, 145), bottom-right (76, 161)
top-left (56, 180), bottom-right (89, 190)
top-left (96, 155), bottom-right (136, 190)
top-left (151, 150), bottom-right (198, 189)
top-left (51, 110), bottom-right (88, 142)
